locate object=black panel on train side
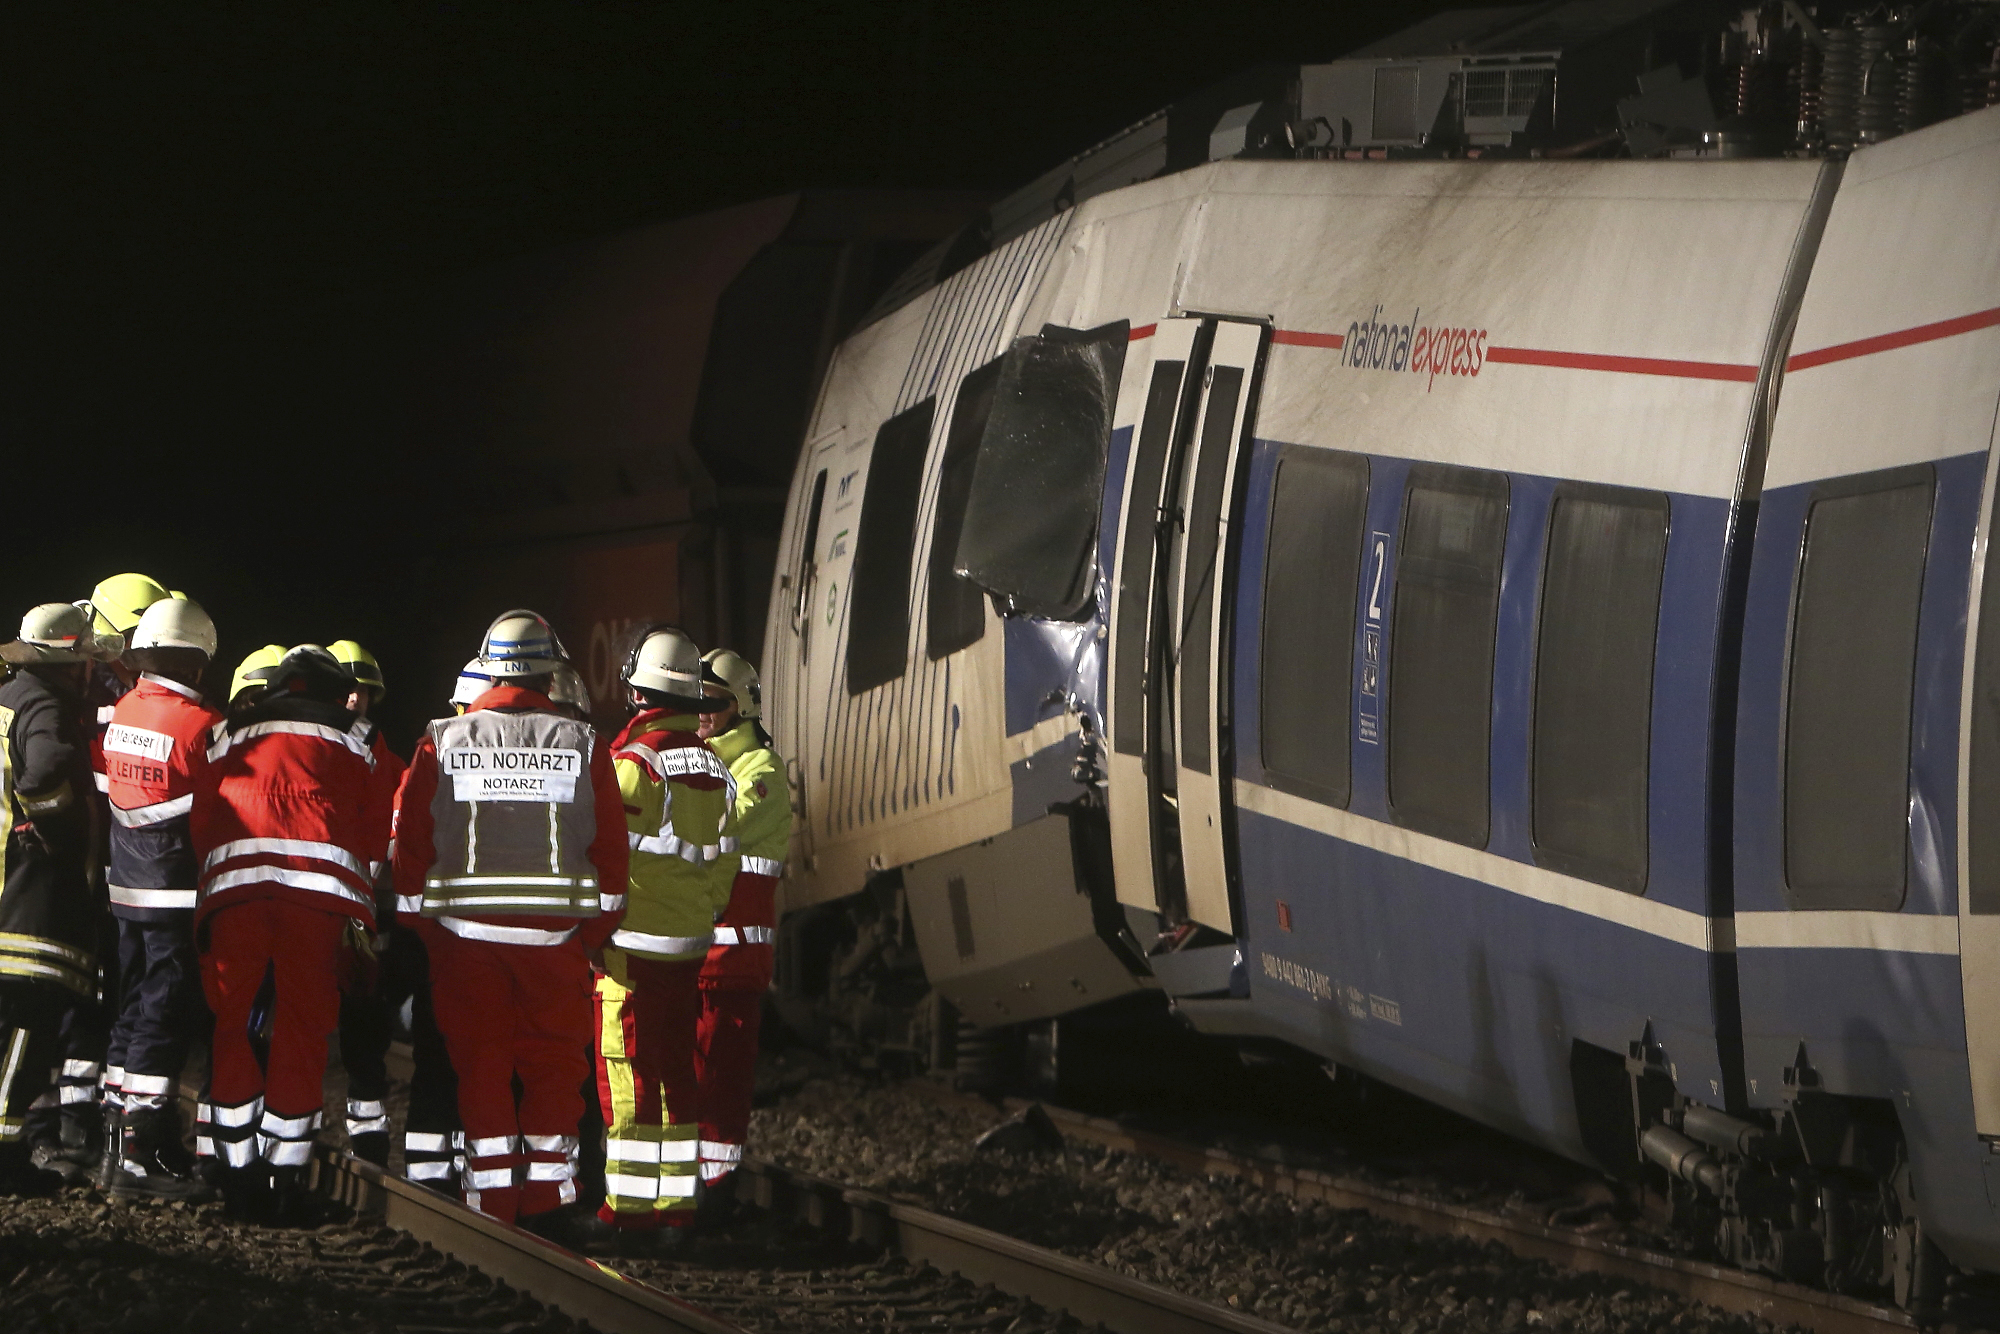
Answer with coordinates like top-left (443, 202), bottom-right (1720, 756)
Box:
top-left (1784, 463), bottom-right (1934, 911)
top-left (1387, 464), bottom-right (1509, 848)
top-left (1260, 446), bottom-right (1369, 808)
top-left (1178, 365), bottom-right (1245, 777)
top-left (1531, 483), bottom-right (1669, 894)
top-left (846, 399), bottom-right (936, 695)
top-left (927, 357), bottom-right (1003, 660)
top-left (954, 321), bottom-right (1128, 620)
top-left (1112, 360), bottom-right (1190, 758)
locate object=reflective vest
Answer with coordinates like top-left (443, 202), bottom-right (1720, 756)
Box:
top-left (709, 721), bottom-right (789, 883)
top-left (419, 708), bottom-right (602, 919)
top-left (608, 712), bottom-right (734, 962)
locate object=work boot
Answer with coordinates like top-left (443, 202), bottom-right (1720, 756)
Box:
top-left (219, 1163), bottom-right (270, 1223)
top-left (0, 1144), bottom-right (64, 1197)
top-left (268, 1165), bottom-right (319, 1228)
top-left (29, 1105), bottom-right (100, 1187)
top-left (107, 1106), bottom-right (212, 1203)
top-left (694, 1171), bottom-right (738, 1233)
top-left (349, 1131), bottom-right (390, 1169)
top-left (94, 1104), bottom-right (125, 1192)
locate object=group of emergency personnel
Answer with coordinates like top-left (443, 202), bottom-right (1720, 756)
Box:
top-left (0, 574), bottom-right (788, 1249)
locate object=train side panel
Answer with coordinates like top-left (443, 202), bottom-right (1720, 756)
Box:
top-left (1738, 105), bottom-right (2000, 1269)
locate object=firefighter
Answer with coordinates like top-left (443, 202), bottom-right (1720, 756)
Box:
top-left (29, 574), bottom-right (174, 1184)
top-left (393, 611), bottom-right (627, 1229)
top-left (326, 640), bottom-right (404, 1166)
top-left (226, 645), bottom-right (286, 715)
top-left (100, 598), bottom-right (222, 1201)
top-left (692, 649), bottom-right (789, 1213)
top-left (589, 626), bottom-right (733, 1249)
top-left (0, 605), bottom-right (111, 1192)
top-left (192, 646), bottom-right (398, 1223)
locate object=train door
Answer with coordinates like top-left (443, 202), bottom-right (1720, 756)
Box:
top-left (1105, 315), bottom-right (1270, 932)
top-left (775, 437), bottom-right (836, 876)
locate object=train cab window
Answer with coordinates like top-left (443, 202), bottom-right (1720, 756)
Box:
top-left (845, 399), bottom-right (936, 695)
top-left (926, 358), bottom-right (1002, 660)
top-left (954, 321), bottom-right (1128, 620)
top-left (1259, 446), bottom-right (1369, 807)
top-left (1388, 464), bottom-right (1509, 848)
top-left (1784, 465), bottom-right (1934, 910)
top-left (1531, 485), bottom-right (1669, 893)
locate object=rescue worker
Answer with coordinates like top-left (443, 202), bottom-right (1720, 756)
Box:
top-left (100, 598), bottom-right (222, 1201)
top-left (591, 626), bottom-right (733, 1247)
top-left (189, 643), bottom-right (288, 1179)
top-left (393, 611), bottom-right (627, 1229)
top-left (692, 649), bottom-right (789, 1213)
top-left (31, 573), bottom-right (174, 1183)
top-left (192, 646), bottom-right (397, 1223)
top-left (327, 640), bottom-right (405, 1166)
top-left (0, 606), bottom-right (109, 1191)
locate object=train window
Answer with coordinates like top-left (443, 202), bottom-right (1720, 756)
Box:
top-left (1259, 447), bottom-right (1369, 806)
top-left (1784, 465), bottom-right (1933, 910)
top-left (1530, 484), bottom-right (1669, 893)
top-left (926, 358), bottom-right (1002, 660)
top-left (845, 399), bottom-right (936, 695)
top-left (954, 320), bottom-right (1129, 620)
top-left (792, 468), bottom-right (828, 631)
top-left (1972, 485), bottom-right (2000, 913)
top-left (1387, 464), bottom-right (1509, 848)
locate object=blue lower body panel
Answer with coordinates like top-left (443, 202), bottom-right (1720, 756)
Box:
top-left (1222, 807), bottom-right (1726, 1165)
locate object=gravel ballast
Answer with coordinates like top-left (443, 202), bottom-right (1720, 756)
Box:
top-left (748, 1076), bottom-right (1806, 1334)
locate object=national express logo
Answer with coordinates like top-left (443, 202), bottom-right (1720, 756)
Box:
top-left (1342, 306), bottom-right (1488, 391)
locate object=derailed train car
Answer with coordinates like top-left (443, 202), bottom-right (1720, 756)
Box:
top-left (759, 80), bottom-right (2000, 1318)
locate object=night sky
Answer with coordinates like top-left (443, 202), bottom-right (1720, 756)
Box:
top-left (5, 1), bottom-right (1457, 727)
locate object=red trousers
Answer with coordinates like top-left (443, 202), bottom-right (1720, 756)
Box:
top-left (695, 985), bottom-right (762, 1183)
top-left (595, 955), bottom-right (702, 1227)
top-left (423, 923), bottom-right (593, 1224)
top-left (693, 870), bottom-right (775, 1185)
top-left (199, 899), bottom-right (348, 1169)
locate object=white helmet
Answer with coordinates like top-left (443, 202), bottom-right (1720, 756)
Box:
top-left (700, 648), bottom-right (761, 719)
top-left (131, 597), bottom-right (217, 658)
top-left (623, 625), bottom-right (704, 700)
top-left (550, 664), bottom-right (591, 713)
top-left (476, 608), bottom-right (565, 678)
top-left (450, 658), bottom-right (492, 708)
top-left (0, 603), bottom-right (110, 664)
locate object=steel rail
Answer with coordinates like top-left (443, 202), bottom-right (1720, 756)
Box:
top-left (733, 1153), bottom-right (1296, 1334)
top-left (308, 1146), bottom-right (748, 1334)
top-left (978, 1094), bottom-right (1917, 1334)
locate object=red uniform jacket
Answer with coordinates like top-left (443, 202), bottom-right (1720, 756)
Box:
top-left (190, 694), bottom-right (398, 929)
top-left (391, 684), bottom-right (628, 952)
top-left (104, 673), bottom-right (223, 919)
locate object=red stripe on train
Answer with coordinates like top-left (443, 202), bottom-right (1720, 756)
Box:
top-left (1787, 304), bottom-right (2000, 372)
top-left (1272, 329), bottom-right (1345, 349)
top-left (1484, 346), bottom-right (1758, 382)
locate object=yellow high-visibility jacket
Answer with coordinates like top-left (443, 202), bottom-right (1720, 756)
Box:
top-left (606, 710), bottom-right (734, 965)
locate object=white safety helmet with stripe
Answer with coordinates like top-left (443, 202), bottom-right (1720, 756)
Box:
top-left (699, 648), bottom-right (761, 719)
top-left (131, 596), bottom-right (217, 659)
top-left (0, 602), bottom-right (116, 664)
top-left (476, 608), bottom-right (566, 679)
top-left (449, 658), bottom-right (491, 709)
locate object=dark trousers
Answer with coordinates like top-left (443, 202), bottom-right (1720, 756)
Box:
top-left (338, 926), bottom-right (458, 1156)
top-left (107, 913), bottom-right (207, 1111)
top-left (0, 981), bottom-right (70, 1146)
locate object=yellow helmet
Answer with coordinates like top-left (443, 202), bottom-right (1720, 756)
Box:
top-left (699, 648), bottom-right (761, 719)
top-left (87, 573), bottom-right (171, 636)
top-left (327, 639), bottom-right (385, 699)
top-left (230, 644), bottom-right (287, 702)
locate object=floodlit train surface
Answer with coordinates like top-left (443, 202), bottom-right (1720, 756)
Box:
top-left (763, 106), bottom-right (2000, 1295)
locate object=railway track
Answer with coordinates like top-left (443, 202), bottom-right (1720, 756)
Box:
top-left (937, 1090), bottom-right (1921, 1334)
top-left (309, 1143), bottom-right (1290, 1333)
